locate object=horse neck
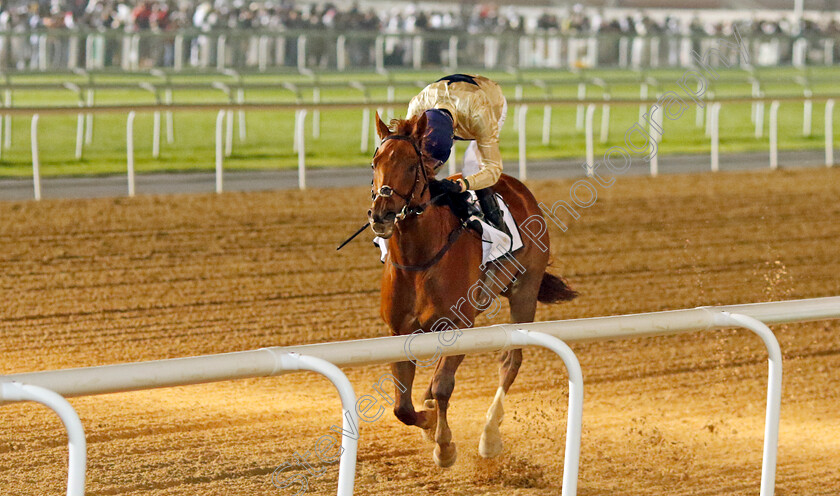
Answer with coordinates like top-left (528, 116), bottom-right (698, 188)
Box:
top-left (389, 204), bottom-right (459, 266)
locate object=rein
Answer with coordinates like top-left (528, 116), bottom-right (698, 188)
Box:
top-left (388, 224), bottom-right (468, 272)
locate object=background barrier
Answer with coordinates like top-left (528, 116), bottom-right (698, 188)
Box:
top-left (3, 296), bottom-right (839, 496)
top-left (5, 92), bottom-right (838, 199)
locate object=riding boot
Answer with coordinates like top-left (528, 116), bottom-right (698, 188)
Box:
top-left (476, 187), bottom-right (510, 237)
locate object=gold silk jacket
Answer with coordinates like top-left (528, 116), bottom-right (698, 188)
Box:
top-left (406, 74), bottom-right (506, 191)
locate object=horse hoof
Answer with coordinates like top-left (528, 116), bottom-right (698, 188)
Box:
top-left (478, 425), bottom-right (503, 458)
top-left (433, 442), bottom-right (457, 468)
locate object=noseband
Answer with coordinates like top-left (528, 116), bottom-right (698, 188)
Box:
top-left (371, 135), bottom-right (429, 220)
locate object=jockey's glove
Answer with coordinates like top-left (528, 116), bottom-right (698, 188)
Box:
top-left (438, 179), bottom-right (464, 195)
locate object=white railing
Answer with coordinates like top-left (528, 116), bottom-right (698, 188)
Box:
top-left (2, 296), bottom-right (839, 496)
top-left (5, 93), bottom-right (837, 200)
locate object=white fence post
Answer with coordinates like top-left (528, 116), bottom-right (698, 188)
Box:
top-left (31, 114), bottom-right (40, 201)
top-left (826, 99), bottom-right (835, 167)
top-left (215, 110), bottom-right (225, 193)
top-left (448, 142), bottom-right (456, 177)
top-left (126, 111), bottom-right (136, 197)
top-left (0, 382), bottom-right (87, 496)
top-left (769, 101), bottom-right (780, 169)
top-left (576, 83), bottom-right (586, 130)
top-left (650, 104), bottom-right (663, 177)
top-left (296, 109), bottom-right (307, 190)
top-left (584, 104), bottom-right (596, 173)
top-left (509, 329), bottom-right (583, 496)
top-left (152, 111), bottom-right (161, 159)
top-left (542, 105), bottom-right (552, 145)
top-left (713, 312), bottom-right (782, 496)
top-left (711, 103), bottom-right (721, 172)
top-left (75, 105), bottom-right (84, 160)
top-left (600, 97), bottom-right (611, 143)
top-left (518, 104), bottom-right (528, 180)
top-left (803, 90), bottom-right (812, 137)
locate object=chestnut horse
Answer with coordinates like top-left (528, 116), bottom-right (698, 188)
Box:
top-left (368, 112), bottom-right (576, 467)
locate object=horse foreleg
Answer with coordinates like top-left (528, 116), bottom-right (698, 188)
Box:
top-left (391, 360), bottom-right (436, 430)
top-left (431, 354), bottom-right (465, 468)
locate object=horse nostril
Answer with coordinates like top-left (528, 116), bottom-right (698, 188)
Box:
top-left (367, 209), bottom-right (373, 218)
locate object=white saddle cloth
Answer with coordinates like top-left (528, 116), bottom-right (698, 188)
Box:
top-left (373, 192), bottom-right (524, 266)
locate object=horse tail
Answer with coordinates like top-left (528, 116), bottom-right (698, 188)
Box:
top-left (537, 272), bottom-right (578, 304)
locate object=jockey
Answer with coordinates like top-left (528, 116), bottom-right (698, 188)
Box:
top-left (406, 74), bottom-right (508, 234)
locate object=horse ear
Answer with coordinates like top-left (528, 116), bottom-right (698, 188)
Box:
top-left (413, 112), bottom-right (428, 141)
top-left (375, 112), bottom-right (390, 140)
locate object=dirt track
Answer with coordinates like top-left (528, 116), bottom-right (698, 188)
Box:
top-left (1, 167), bottom-right (839, 496)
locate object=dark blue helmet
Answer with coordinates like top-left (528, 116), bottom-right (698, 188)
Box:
top-left (422, 109), bottom-right (454, 166)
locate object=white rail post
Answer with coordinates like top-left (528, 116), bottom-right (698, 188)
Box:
top-left (576, 82), bottom-right (586, 130)
top-left (600, 96), bottom-right (611, 143)
top-left (518, 104), bottom-right (528, 180)
top-left (448, 36), bottom-right (458, 71)
top-left (712, 312), bottom-right (782, 496)
top-left (152, 111), bottom-right (161, 159)
top-left (542, 105), bottom-right (552, 145)
top-left (216, 35), bottom-right (226, 70)
top-left (336, 35), bottom-right (346, 71)
top-left (769, 101), bottom-right (780, 169)
top-left (296, 109), bottom-right (307, 190)
top-left (265, 352), bottom-right (359, 496)
top-left (174, 34), bottom-right (184, 70)
top-left (650, 104), bottom-right (663, 177)
top-left (0, 382), bottom-right (87, 496)
top-left (374, 36), bottom-right (385, 73)
top-left (215, 110), bottom-right (225, 193)
top-left (711, 103), bottom-right (721, 172)
top-left (126, 112), bottom-right (136, 197)
top-left (509, 329), bottom-right (583, 496)
top-left (31, 114), bottom-right (40, 201)
top-left (826, 99), bottom-right (835, 167)
top-left (705, 91), bottom-right (715, 137)
top-left (803, 89), bottom-right (812, 137)
top-left (225, 106), bottom-right (234, 158)
top-left (584, 104), bottom-right (596, 173)
top-left (448, 142), bottom-right (456, 177)
top-left (297, 35), bottom-right (307, 73)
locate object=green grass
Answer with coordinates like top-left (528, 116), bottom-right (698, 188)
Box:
top-left (0, 67), bottom-right (838, 178)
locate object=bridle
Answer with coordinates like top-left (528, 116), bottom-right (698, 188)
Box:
top-left (370, 134), bottom-right (430, 221)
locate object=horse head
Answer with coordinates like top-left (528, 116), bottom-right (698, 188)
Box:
top-left (367, 112), bottom-right (437, 239)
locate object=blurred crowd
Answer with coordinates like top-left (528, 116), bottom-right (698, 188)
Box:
top-left (0, 0), bottom-right (838, 36)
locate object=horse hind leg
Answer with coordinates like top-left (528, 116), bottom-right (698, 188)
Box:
top-left (479, 278), bottom-right (537, 458)
top-left (430, 354), bottom-right (465, 468)
top-left (478, 349), bottom-right (522, 458)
